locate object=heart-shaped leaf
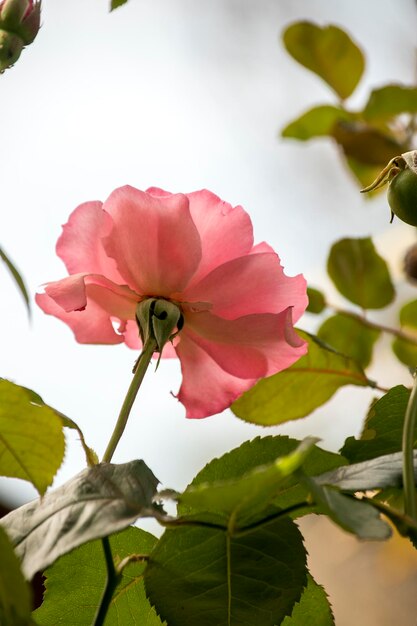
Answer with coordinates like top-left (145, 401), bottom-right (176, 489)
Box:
top-left (283, 22), bottom-right (364, 99)
top-left (145, 517), bottom-right (307, 626)
top-left (327, 238), bottom-right (395, 309)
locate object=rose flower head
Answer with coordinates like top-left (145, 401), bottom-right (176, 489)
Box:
top-left (36, 186), bottom-right (308, 418)
top-left (0, 0), bottom-right (40, 71)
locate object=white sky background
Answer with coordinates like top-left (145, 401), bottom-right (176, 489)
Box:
top-left (1, 0), bottom-right (417, 509)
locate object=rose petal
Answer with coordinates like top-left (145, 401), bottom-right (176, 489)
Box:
top-left (186, 190), bottom-right (254, 285)
top-left (43, 273), bottom-right (139, 319)
top-left (183, 252), bottom-right (307, 321)
top-left (57, 201), bottom-right (123, 283)
top-left (175, 333), bottom-right (256, 419)
top-left (103, 186), bottom-right (202, 295)
top-left (147, 188), bottom-right (254, 286)
top-left (36, 293), bottom-right (123, 345)
top-left (184, 309), bottom-right (307, 379)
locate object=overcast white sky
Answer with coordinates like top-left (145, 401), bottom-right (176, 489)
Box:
top-left (1, 0), bottom-right (417, 508)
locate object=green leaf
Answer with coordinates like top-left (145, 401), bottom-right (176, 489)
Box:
top-left (0, 526), bottom-right (33, 626)
top-left (0, 380), bottom-right (65, 496)
top-left (34, 527), bottom-right (164, 626)
top-left (282, 105), bottom-right (351, 141)
top-left (331, 121), bottom-right (406, 166)
top-left (306, 287), bottom-right (326, 314)
top-left (364, 84), bottom-right (417, 121)
top-left (302, 477), bottom-right (391, 540)
top-left (18, 383), bottom-right (99, 467)
top-left (145, 517), bottom-right (307, 626)
top-left (1, 460), bottom-right (161, 580)
top-left (0, 246), bottom-right (30, 315)
top-left (316, 450), bottom-right (417, 491)
top-left (392, 300), bottom-right (417, 367)
top-left (341, 386), bottom-right (411, 462)
top-left (281, 574), bottom-right (334, 626)
top-left (110, 0), bottom-right (128, 10)
top-left (327, 238), bottom-right (395, 309)
top-left (181, 435), bottom-right (346, 521)
top-left (232, 332), bottom-right (373, 425)
top-left (282, 22), bottom-right (364, 99)
top-left (317, 313), bottom-right (380, 368)
top-left (178, 438), bottom-right (317, 527)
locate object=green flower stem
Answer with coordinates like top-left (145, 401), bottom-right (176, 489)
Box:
top-left (93, 537), bottom-right (120, 626)
top-left (402, 372), bottom-right (417, 520)
top-left (102, 337), bottom-right (157, 463)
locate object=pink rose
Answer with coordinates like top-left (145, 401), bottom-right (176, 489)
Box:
top-left (36, 186), bottom-right (307, 418)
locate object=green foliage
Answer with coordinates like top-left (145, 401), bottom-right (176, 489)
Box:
top-left (232, 332), bottom-right (373, 425)
top-left (0, 526), bottom-right (33, 626)
top-left (364, 84), bottom-right (417, 121)
top-left (181, 435), bottom-right (346, 520)
top-left (34, 527), bottom-right (163, 625)
top-left (282, 574), bottom-right (334, 626)
top-left (317, 313), bottom-right (380, 368)
top-left (316, 450), bottom-right (411, 491)
top-left (306, 286), bottom-right (326, 314)
top-left (145, 518), bottom-right (307, 626)
top-left (302, 477), bottom-right (391, 540)
top-left (282, 22), bottom-right (364, 100)
top-left (178, 438), bottom-right (317, 527)
top-left (0, 246), bottom-right (30, 314)
top-left (281, 105), bottom-right (351, 141)
top-left (110, 0), bottom-right (128, 10)
top-left (20, 383), bottom-right (98, 466)
top-left (341, 386), bottom-right (411, 462)
top-left (281, 23), bottom-right (414, 189)
top-left (1, 460), bottom-right (161, 580)
top-left (0, 379), bottom-right (65, 496)
top-left (392, 299), bottom-right (417, 367)
top-left (327, 238), bottom-right (395, 309)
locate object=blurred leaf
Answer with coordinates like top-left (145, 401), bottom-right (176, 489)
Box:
top-left (181, 435), bottom-right (346, 521)
top-left (346, 156), bottom-right (387, 190)
top-left (1, 460), bottom-right (161, 580)
top-left (0, 380), bottom-right (65, 496)
top-left (282, 105), bottom-right (351, 140)
top-left (232, 331), bottom-right (373, 426)
top-left (33, 527), bottom-right (164, 626)
top-left (281, 574), bottom-right (335, 626)
top-left (303, 477), bottom-right (391, 540)
top-left (282, 21), bottom-right (364, 99)
top-left (306, 287), bottom-right (327, 314)
top-left (145, 517), bottom-right (307, 626)
top-left (0, 246), bottom-right (30, 315)
top-left (110, 0), bottom-right (128, 10)
top-left (0, 526), bottom-right (33, 626)
top-left (364, 84), bottom-right (417, 121)
top-left (327, 237), bottom-right (395, 309)
top-left (317, 313), bottom-right (380, 368)
top-left (331, 120), bottom-right (405, 165)
top-left (316, 450), bottom-right (417, 491)
top-left (178, 438), bottom-right (317, 527)
top-left (341, 386), bottom-right (411, 462)
top-left (392, 300), bottom-right (417, 367)
top-left (367, 498), bottom-right (417, 548)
